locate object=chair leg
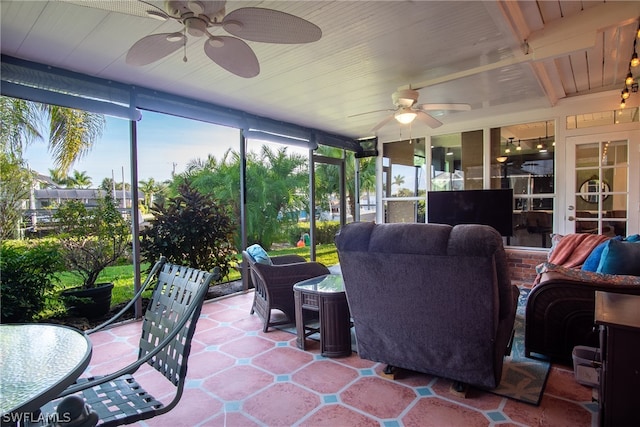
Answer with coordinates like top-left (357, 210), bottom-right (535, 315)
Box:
top-left (380, 364), bottom-right (397, 380)
top-left (250, 291), bottom-right (257, 315)
top-left (449, 381), bottom-right (469, 398)
top-left (505, 329), bottom-right (515, 356)
top-left (262, 310), bottom-right (271, 333)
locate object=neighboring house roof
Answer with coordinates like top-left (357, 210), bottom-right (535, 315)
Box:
top-left (34, 189), bottom-right (143, 200)
top-left (34, 173), bottom-right (57, 188)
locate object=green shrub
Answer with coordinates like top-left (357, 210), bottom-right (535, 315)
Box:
top-left (316, 221), bottom-right (342, 244)
top-left (140, 180), bottom-right (236, 280)
top-left (289, 221), bottom-right (342, 245)
top-left (1, 239), bottom-right (65, 322)
top-left (54, 193), bottom-right (131, 289)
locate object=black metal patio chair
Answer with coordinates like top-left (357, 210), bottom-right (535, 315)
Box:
top-left (39, 257), bottom-right (219, 427)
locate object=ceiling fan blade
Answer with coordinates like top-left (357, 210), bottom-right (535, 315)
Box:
top-left (371, 114), bottom-right (395, 132)
top-left (204, 36), bottom-right (259, 78)
top-left (222, 7), bottom-right (322, 44)
top-left (348, 109), bottom-right (394, 118)
top-left (126, 33), bottom-right (185, 66)
top-left (417, 103), bottom-right (471, 111)
top-left (416, 111), bottom-right (443, 128)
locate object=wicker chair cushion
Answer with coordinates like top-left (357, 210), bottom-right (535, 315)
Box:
top-left (246, 244), bottom-right (273, 265)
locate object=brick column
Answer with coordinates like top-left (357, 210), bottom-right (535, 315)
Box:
top-left (505, 248), bottom-right (548, 288)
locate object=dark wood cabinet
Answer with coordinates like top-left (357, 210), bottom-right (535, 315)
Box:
top-left (595, 291), bottom-right (640, 427)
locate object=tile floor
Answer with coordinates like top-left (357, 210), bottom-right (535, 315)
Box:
top-left (84, 290), bottom-right (598, 427)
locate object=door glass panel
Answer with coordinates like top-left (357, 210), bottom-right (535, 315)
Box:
top-left (575, 144), bottom-right (599, 168)
top-left (605, 167), bottom-right (627, 193)
top-left (576, 169), bottom-right (602, 194)
top-left (574, 139), bottom-right (628, 236)
top-left (602, 140), bottom-right (627, 166)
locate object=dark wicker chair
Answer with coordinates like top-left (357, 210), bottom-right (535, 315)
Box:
top-left (242, 251), bottom-right (330, 332)
top-left (40, 257), bottom-right (219, 427)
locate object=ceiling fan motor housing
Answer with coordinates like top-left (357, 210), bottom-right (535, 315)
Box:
top-left (165, 1), bottom-right (225, 23)
top-left (392, 89), bottom-right (419, 108)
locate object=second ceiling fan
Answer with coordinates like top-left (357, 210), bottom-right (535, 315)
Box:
top-left (365, 89), bottom-right (471, 132)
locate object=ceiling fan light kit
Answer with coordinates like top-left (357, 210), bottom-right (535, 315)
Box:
top-left (129, 0), bottom-right (322, 78)
top-left (395, 108), bottom-right (418, 124)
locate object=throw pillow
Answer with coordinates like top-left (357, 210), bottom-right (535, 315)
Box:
top-left (582, 236), bottom-right (623, 272)
top-left (596, 239), bottom-right (640, 276)
top-left (246, 244), bottom-right (273, 265)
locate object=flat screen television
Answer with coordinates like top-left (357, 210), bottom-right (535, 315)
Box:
top-left (427, 189), bottom-right (513, 236)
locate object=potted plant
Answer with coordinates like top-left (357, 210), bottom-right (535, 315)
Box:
top-left (54, 193), bottom-right (131, 318)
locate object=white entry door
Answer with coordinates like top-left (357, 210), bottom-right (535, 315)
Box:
top-left (565, 131), bottom-right (639, 236)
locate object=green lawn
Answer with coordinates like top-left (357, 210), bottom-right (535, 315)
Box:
top-left (44, 244), bottom-right (339, 320)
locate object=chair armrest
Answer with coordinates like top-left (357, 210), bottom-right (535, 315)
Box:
top-left (271, 254), bottom-right (307, 265)
top-left (254, 262), bottom-right (330, 285)
top-left (85, 257), bottom-right (167, 335)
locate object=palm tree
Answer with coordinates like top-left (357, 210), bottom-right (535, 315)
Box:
top-left (48, 168), bottom-right (71, 187)
top-left (1, 96), bottom-right (106, 175)
top-left (138, 178), bottom-right (160, 208)
top-left (392, 174), bottom-right (405, 195)
top-left (359, 157), bottom-right (376, 210)
top-left (0, 97), bottom-right (41, 160)
top-left (2, 98), bottom-right (103, 238)
top-left (67, 170), bottom-right (92, 189)
top-left (100, 177), bottom-right (115, 193)
top-left (175, 146), bottom-right (307, 249)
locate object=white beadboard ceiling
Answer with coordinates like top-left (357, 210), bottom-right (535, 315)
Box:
top-left (1, 1), bottom-right (639, 143)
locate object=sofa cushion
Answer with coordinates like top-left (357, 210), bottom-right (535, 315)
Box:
top-left (246, 244), bottom-right (273, 265)
top-left (596, 239), bottom-right (640, 276)
top-left (582, 236), bottom-right (623, 272)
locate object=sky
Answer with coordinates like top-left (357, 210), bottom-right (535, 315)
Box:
top-left (24, 111), bottom-right (307, 186)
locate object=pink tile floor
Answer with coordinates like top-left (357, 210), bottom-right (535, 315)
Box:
top-left (85, 291), bottom-right (598, 427)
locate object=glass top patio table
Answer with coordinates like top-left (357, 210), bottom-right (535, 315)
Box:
top-left (0, 323), bottom-right (92, 421)
top-left (294, 274), bottom-right (344, 293)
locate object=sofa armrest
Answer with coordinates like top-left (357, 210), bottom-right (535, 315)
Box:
top-left (537, 263), bottom-right (640, 289)
top-left (525, 270), bottom-right (640, 362)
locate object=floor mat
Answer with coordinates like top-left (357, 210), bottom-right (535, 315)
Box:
top-left (486, 287), bottom-right (551, 405)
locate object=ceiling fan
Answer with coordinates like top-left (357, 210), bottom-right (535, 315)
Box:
top-left (357, 89), bottom-right (471, 132)
top-left (126, 1), bottom-right (322, 78)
